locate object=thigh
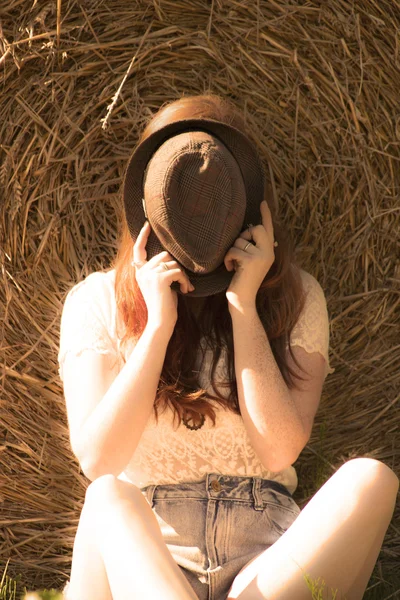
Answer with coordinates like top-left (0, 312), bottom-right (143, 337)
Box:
top-left (227, 458), bottom-right (399, 600)
top-left (143, 492), bottom-right (211, 600)
top-left (66, 499), bottom-right (113, 600)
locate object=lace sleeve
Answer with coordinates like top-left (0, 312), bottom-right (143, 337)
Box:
top-left (57, 274), bottom-right (118, 382)
top-left (287, 270), bottom-right (335, 378)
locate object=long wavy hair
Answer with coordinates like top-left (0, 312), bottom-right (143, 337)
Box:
top-left (110, 93), bottom-right (307, 429)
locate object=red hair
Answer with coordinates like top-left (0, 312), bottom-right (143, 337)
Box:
top-left (110, 93), bottom-right (307, 429)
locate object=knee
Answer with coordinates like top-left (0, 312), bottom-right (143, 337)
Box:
top-left (337, 458), bottom-right (399, 502)
top-left (85, 473), bottom-right (118, 504)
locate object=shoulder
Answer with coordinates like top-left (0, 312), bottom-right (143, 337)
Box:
top-left (58, 268), bottom-right (118, 348)
top-left (289, 267), bottom-right (334, 375)
top-left (298, 268), bottom-right (324, 293)
top-left (292, 268), bottom-right (329, 327)
top-left (297, 268), bottom-right (327, 310)
top-left (60, 269), bottom-right (117, 335)
top-left (64, 268), bottom-right (116, 304)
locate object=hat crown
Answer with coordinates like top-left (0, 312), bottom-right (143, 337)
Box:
top-left (144, 131), bottom-right (246, 274)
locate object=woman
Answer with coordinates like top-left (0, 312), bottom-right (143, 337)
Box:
top-left (58, 94), bottom-right (398, 600)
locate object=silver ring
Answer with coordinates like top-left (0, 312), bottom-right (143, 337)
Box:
top-left (274, 240), bottom-right (278, 247)
top-left (161, 263), bottom-right (169, 271)
top-left (243, 242), bottom-right (252, 252)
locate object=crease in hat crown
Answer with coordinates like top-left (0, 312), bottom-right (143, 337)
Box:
top-left (143, 130), bottom-right (247, 275)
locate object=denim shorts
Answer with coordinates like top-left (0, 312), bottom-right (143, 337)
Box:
top-left (140, 473), bottom-right (301, 600)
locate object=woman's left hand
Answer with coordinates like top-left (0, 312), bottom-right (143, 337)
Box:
top-left (224, 200), bottom-right (276, 310)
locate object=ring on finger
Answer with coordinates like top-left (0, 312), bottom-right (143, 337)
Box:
top-left (243, 241), bottom-right (253, 252)
top-left (161, 263), bottom-right (169, 271)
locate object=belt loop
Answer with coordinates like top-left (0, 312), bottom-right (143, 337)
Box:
top-left (142, 484), bottom-right (156, 508)
top-left (206, 473), bottom-right (211, 497)
top-left (252, 477), bottom-right (263, 511)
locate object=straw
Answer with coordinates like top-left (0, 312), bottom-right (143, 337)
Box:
top-left (0, 0), bottom-right (399, 592)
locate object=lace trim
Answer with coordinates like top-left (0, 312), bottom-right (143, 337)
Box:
top-left (58, 273), bottom-right (119, 382)
top-left (288, 271), bottom-right (335, 376)
top-left (290, 342), bottom-right (335, 377)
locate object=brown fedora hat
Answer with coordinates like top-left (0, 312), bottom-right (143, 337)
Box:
top-left (123, 118), bottom-right (265, 297)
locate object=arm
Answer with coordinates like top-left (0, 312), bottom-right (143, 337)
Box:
top-left (229, 303), bottom-right (325, 473)
top-left (72, 323), bottom-right (173, 481)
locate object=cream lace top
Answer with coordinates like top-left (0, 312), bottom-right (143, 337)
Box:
top-left (58, 268), bottom-right (334, 495)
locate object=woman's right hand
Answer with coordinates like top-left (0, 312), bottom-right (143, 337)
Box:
top-left (132, 221), bottom-right (195, 332)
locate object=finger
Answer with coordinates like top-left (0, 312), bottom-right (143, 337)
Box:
top-left (260, 201), bottom-right (274, 238)
top-left (156, 260), bottom-right (194, 290)
top-left (159, 259), bottom-right (181, 270)
top-left (160, 268), bottom-right (192, 293)
top-left (224, 246), bottom-right (251, 271)
top-left (247, 224), bottom-right (269, 246)
top-left (146, 250), bottom-right (174, 268)
top-left (133, 221), bottom-right (151, 264)
top-left (237, 229), bottom-right (253, 242)
top-left (233, 237), bottom-right (256, 250)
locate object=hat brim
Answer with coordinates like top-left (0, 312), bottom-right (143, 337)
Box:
top-left (123, 118), bottom-right (265, 297)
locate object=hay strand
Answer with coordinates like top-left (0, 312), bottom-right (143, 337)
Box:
top-left (0, 0), bottom-right (399, 594)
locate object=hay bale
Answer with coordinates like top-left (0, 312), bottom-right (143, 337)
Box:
top-left (0, 0), bottom-right (398, 594)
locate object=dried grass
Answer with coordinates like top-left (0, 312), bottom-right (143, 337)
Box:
top-left (0, 0), bottom-right (399, 594)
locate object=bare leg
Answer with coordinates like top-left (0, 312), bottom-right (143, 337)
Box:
top-left (65, 499), bottom-right (113, 600)
top-left (227, 458), bottom-right (399, 600)
top-left (67, 474), bottom-right (198, 600)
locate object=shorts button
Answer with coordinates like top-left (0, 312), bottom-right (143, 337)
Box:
top-left (211, 480), bottom-right (221, 492)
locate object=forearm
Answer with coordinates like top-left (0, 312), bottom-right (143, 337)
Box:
top-left (229, 303), bottom-right (306, 472)
top-left (79, 324), bottom-right (173, 480)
